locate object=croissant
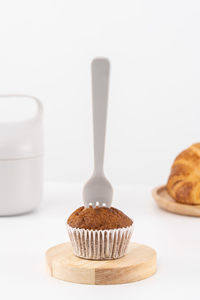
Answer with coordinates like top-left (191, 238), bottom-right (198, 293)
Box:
top-left (167, 143), bottom-right (200, 205)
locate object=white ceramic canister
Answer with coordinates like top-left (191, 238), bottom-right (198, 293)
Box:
top-left (0, 95), bottom-right (43, 215)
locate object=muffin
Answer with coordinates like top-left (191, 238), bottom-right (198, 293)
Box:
top-left (67, 206), bottom-right (133, 260)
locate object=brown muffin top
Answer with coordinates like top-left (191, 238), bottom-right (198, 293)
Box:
top-left (67, 206), bottom-right (133, 230)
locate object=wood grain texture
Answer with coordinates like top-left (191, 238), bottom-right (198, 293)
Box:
top-left (46, 242), bottom-right (156, 285)
top-left (153, 185), bottom-right (200, 217)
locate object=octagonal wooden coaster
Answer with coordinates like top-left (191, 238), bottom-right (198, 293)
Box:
top-left (46, 242), bottom-right (156, 285)
top-left (153, 185), bottom-right (200, 217)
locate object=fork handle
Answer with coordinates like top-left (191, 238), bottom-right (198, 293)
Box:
top-left (91, 58), bottom-right (110, 175)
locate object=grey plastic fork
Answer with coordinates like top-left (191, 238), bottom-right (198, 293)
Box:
top-left (83, 58), bottom-right (113, 208)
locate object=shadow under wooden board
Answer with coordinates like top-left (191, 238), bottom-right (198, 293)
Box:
top-left (152, 185), bottom-right (200, 217)
top-left (46, 242), bottom-right (157, 285)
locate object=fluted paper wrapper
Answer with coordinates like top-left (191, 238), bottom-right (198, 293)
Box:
top-left (67, 224), bottom-right (133, 260)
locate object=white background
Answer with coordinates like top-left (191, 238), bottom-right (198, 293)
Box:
top-left (0, 0), bottom-right (200, 186)
top-left (0, 2), bottom-right (200, 298)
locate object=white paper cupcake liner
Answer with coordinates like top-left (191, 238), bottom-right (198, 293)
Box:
top-left (67, 224), bottom-right (133, 260)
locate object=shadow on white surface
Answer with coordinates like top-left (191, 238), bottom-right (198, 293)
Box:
top-left (0, 182), bottom-right (199, 300)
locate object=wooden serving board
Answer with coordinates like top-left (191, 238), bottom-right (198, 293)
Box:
top-left (46, 242), bottom-right (156, 285)
top-left (153, 185), bottom-right (200, 217)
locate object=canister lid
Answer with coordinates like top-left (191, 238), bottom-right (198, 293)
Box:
top-left (0, 95), bottom-right (43, 160)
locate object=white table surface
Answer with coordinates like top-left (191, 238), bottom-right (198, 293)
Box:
top-left (0, 182), bottom-right (199, 300)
